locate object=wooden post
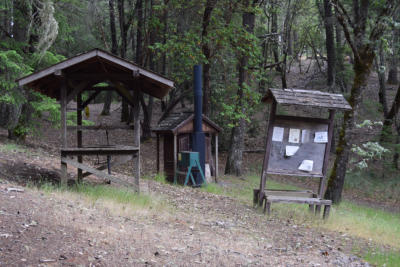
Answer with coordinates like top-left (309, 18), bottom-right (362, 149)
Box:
top-left (173, 134), bottom-right (177, 180)
top-left (318, 109), bottom-right (336, 197)
top-left (77, 92), bottom-right (83, 181)
top-left (133, 90), bottom-right (141, 193)
top-left (258, 100), bottom-right (277, 204)
top-left (60, 81), bottom-right (68, 185)
top-left (156, 133), bottom-right (160, 173)
top-left (61, 81), bottom-right (67, 148)
top-left (215, 134), bottom-right (218, 178)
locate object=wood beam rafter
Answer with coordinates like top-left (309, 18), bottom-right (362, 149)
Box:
top-left (112, 81), bottom-right (137, 107)
top-left (66, 80), bottom-right (89, 104)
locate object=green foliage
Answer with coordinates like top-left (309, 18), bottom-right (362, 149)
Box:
top-left (30, 92), bottom-right (60, 125)
top-left (0, 50), bottom-right (32, 104)
top-left (66, 112), bottom-right (95, 126)
top-left (362, 250), bottom-right (400, 267)
top-left (200, 183), bottom-right (225, 195)
top-left (350, 120), bottom-right (389, 170)
top-left (351, 142), bottom-right (389, 169)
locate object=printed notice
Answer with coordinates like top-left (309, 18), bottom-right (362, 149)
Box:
top-left (285, 145), bottom-right (299, 157)
top-left (314, 131), bottom-right (328, 143)
top-left (288, 128), bottom-right (300, 143)
top-left (272, 127), bottom-right (284, 142)
top-left (298, 160), bottom-right (314, 172)
top-left (301, 129), bottom-right (310, 143)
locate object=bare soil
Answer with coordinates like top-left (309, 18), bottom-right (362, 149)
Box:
top-left (0, 148), bottom-right (372, 267)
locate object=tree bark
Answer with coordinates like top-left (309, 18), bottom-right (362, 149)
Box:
top-left (225, 0), bottom-right (258, 176)
top-left (271, 0), bottom-right (286, 88)
top-left (376, 41), bottom-right (389, 117)
top-left (118, 0), bottom-right (130, 122)
top-left (140, 0), bottom-right (155, 141)
top-left (381, 83), bottom-right (400, 142)
top-left (323, 0), bottom-right (336, 89)
top-left (102, 0), bottom-right (118, 116)
top-left (201, 0), bottom-right (217, 116)
top-left (387, 23), bottom-right (399, 84)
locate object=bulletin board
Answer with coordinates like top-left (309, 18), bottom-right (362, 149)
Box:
top-left (266, 116), bottom-right (329, 177)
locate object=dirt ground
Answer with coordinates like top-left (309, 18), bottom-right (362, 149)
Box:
top-left (0, 148), bottom-right (371, 267)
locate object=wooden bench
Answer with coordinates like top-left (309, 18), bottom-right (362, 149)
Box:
top-left (258, 189), bottom-right (332, 219)
top-left (264, 195), bottom-right (332, 219)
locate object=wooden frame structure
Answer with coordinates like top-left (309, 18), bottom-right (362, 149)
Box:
top-left (255, 88), bottom-right (351, 218)
top-left (153, 112), bottom-right (221, 183)
top-left (17, 49), bottom-right (174, 192)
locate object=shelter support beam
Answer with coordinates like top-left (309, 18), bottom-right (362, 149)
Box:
top-left (215, 134), bottom-right (218, 178)
top-left (66, 81), bottom-right (89, 104)
top-left (60, 79), bottom-right (68, 185)
top-left (318, 109), bottom-right (336, 197)
top-left (157, 133), bottom-right (160, 173)
top-left (113, 82), bottom-right (137, 107)
top-left (77, 93), bottom-right (83, 181)
top-left (133, 90), bottom-right (141, 193)
top-left (81, 89), bottom-right (101, 109)
top-left (258, 100), bottom-right (277, 204)
top-left (60, 80), bottom-right (67, 148)
top-left (173, 134), bottom-right (177, 183)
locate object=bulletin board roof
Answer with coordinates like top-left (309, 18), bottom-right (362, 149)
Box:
top-left (262, 88), bottom-right (352, 110)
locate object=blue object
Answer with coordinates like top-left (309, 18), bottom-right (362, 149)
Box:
top-left (175, 151), bottom-right (206, 186)
top-left (192, 65), bottom-right (206, 185)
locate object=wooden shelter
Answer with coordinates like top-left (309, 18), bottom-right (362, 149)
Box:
top-left (153, 112), bottom-right (221, 183)
top-left (255, 88), bottom-right (351, 218)
top-left (16, 48), bottom-right (174, 192)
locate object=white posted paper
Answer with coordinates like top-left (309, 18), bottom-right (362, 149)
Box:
top-left (285, 145), bottom-right (299, 156)
top-left (288, 128), bottom-right (300, 143)
top-left (301, 129), bottom-right (310, 143)
top-left (298, 160), bottom-right (314, 172)
top-left (314, 131), bottom-right (328, 143)
top-left (272, 127), bottom-right (284, 142)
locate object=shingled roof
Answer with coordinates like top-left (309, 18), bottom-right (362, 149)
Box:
top-left (153, 112), bottom-right (222, 134)
top-left (262, 88), bottom-right (352, 110)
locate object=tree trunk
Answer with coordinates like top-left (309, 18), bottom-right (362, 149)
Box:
top-left (118, 0), bottom-right (130, 122)
top-left (162, 0), bottom-right (169, 75)
top-left (325, 50), bottom-right (375, 203)
top-left (136, 0), bottom-right (143, 65)
top-left (381, 83), bottom-right (400, 142)
top-left (387, 25), bottom-right (399, 84)
top-left (139, 0), bottom-right (155, 141)
top-left (323, 0), bottom-right (336, 89)
top-left (271, 0), bottom-right (281, 76)
top-left (335, 12), bottom-right (347, 92)
top-left (201, 0), bottom-right (217, 116)
top-left (376, 41), bottom-right (389, 117)
top-left (225, 0), bottom-right (257, 176)
top-left (102, 0), bottom-right (118, 116)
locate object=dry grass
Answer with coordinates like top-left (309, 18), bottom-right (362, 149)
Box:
top-left (33, 183), bottom-right (171, 219)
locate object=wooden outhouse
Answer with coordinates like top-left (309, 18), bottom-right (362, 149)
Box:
top-left (153, 112), bottom-right (221, 183)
